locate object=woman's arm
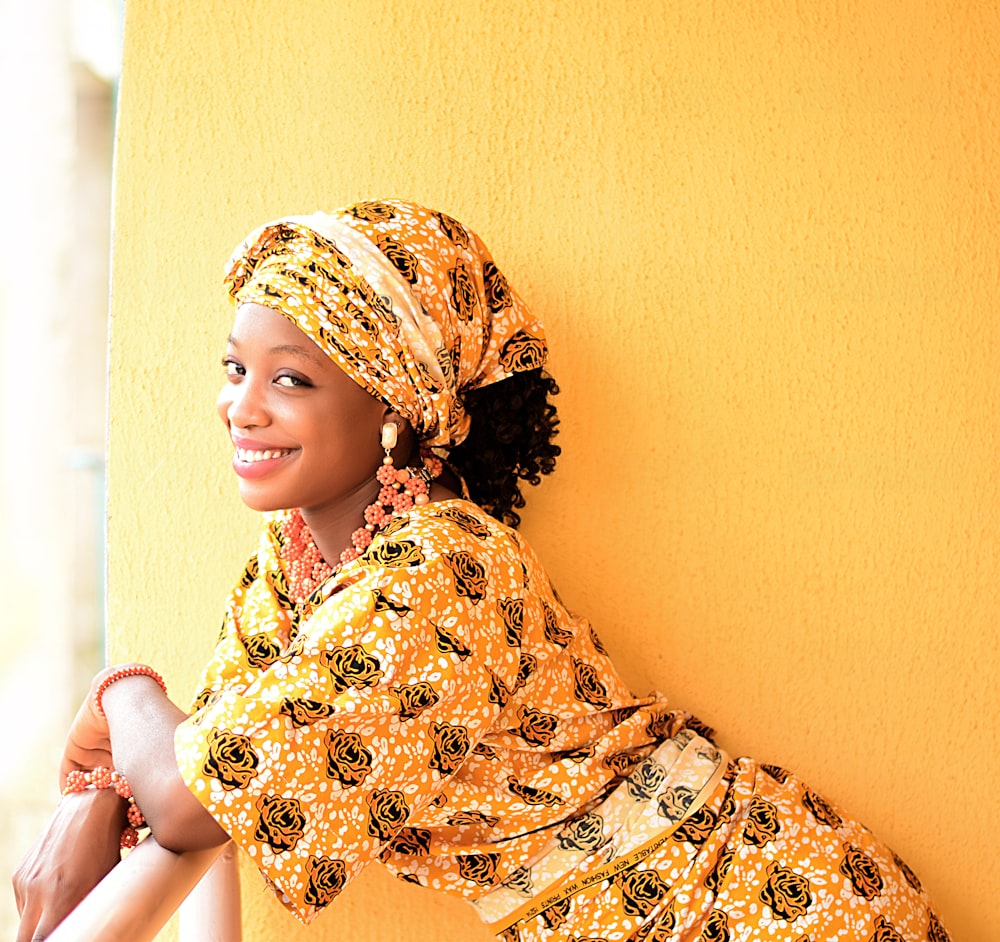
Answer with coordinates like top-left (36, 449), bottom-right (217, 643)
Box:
top-left (99, 672), bottom-right (229, 853)
top-left (14, 666), bottom-right (229, 941)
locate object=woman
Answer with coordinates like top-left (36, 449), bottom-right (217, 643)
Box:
top-left (15, 200), bottom-right (948, 941)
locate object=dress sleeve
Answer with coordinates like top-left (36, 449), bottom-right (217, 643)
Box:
top-left (174, 539), bottom-right (521, 924)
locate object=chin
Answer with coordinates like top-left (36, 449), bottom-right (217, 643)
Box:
top-left (237, 484), bottom-right (294, 513)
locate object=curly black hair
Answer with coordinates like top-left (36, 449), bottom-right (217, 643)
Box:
top-left (447, 368), bottom-right (561, 528)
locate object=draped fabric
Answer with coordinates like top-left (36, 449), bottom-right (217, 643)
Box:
top-left (224, 200), bottom-right (548, 449)
top-left (174, 501), bottom-right (691, 924)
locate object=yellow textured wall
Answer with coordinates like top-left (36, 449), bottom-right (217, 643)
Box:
top-left (109, 2), bottom-right (997, 939)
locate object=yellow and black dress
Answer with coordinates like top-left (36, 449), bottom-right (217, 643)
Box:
top-left (175, 500), bottom-right (947, 941)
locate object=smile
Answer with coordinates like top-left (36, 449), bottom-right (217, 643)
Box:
top-left (236, 447), bottom-right (295, 463)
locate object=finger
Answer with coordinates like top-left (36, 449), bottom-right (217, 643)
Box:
top-left (14, 904), bottom-right (39, 942)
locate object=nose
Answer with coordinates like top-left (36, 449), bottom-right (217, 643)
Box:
top-left (218, 375), bottom-right (270, 431)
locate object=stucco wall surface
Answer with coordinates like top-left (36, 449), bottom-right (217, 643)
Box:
top-left (108, 2), bottom-right (997, 939)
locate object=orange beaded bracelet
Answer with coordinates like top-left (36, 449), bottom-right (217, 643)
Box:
top-left (93, 664), bottom-right (168, 718)
top-left (63, 766), bottom-right (147, 849)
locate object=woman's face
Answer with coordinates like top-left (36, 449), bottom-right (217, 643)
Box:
top-left (218, 302), bottom-right (388, 514)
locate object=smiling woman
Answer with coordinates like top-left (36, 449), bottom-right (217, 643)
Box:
top-left (14, 201), bottom-right (950, 942)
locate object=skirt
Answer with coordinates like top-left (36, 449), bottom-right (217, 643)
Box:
top-left (497, 752), bottom-right (949, 942)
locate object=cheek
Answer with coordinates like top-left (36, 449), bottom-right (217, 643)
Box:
top-left (217, 387), bottom-right (233, 425)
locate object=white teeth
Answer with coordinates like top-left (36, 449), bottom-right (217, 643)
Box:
top-left (237, 448), bottom-right (291, 463)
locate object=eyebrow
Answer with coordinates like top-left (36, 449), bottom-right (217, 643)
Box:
top-left (227, 335), bottom-right (325, 363)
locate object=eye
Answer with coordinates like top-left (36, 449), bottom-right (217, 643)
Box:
top-left (222, 356), bottom-right (244, 378)
top-left (275, 373), bottom-right (311, 388)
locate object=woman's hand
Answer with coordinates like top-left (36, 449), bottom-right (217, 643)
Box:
top-left (57, 670), bottom-right (117, 788)
top-left (12, 788), bottom-right (126, 941)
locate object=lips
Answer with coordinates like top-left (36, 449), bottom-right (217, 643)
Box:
top-left (231, 439), bottom-right (298, 480)
top-left (236, 447), bottom-right (294, 463)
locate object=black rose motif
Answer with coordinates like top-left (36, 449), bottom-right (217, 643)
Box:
top-left (603, 752), bottom-right (641, 777)
top-left (368, 539), bottom-right (425, 568)
top-left (446, 809), bottom-right (501, 828)
top-left (438, 506), bottom-right (490, 538)
top-left (429, 721), bottom-right (471, 774)
top-left (700, 909), bottom-right (730, 942)
top-left (626, 758), bottom-right (667, 801)
top-left (517, 706), bottom-right (558, 747)
top-left (589, 626), bottom-right (609, 656)
top-left (486, 668), bottom-right (513, 707)
top-left (415, 361), bottom-right (443, 393)
top-left (482, 260), bottom-right (512, 313)
top-left (265, 567), bottom-right (293, 611)
top-left (705, 847), bottom-right (735, 895)
top-left (458, 852), bottom-right (500, 887)
top-left (203, 728), bottom-right (259, 789)
top-left (892, 851), bottom-right (922, 893)
top-left (386, 826), bottom-right (432, 855)
top-left (744, 797), bottom-right (781, 846)
top-left (656, 785), bottom-right (697, 821)
top-left (927, 911), bottom-right (950, 942)
top-left (365, 788), bottom-right (409, 840)
top-left (515, 652), bottom-right (537, 690)
top-left (191, 687), bottom-right (214, 712)
top-left (392, 681), bottom-right (440, 720)
top-left (397, 872), bottom-right (423, 886)
top-left (349, 201), bottom-right (395, 222)
top-left (320, 644), bottom-right (384, 694)
top-left (616, 868), bottom-right (669, 917)
top-left (473, 742), bottom-right (500, 760)
top-left (433, 211), bottom-right (469, 245)
top-left (379, 515), bottom-right (410, 539)
top-left (540, 895), bottom-right (571, 929)
top-left (646, 710), bottom-right (677, 741)
top-left (506, 775), bottom-right (564, 807)
top-left (869, 915), bottom-right (906, 942)
top-left (802, 787), bottom-right (843, 828)
top-left (238, 556), bottom-right (259, 588)
top-left (372, 589), bottom-right (411, 616)
top-left (634, 902), bottom-right (676, 939)
top-left (376, 237), bottom-right (419, 284)
top-left (445, 552), bottom-right (488, 602)
top-left (434, 622), bottom-right (472, 659)
top-left (718, 789), bottom-right (737, 824)
top-left (303, 855), bottom-right (347, 908)
top-left (542, 604), bottom-right (573, 647)
top-left (760, 763), bottom-right (790, 783)
top-left (280, 697), bottom-right (336, 727)
top-left (497, 597), bottom-right (525, 647)
top-left (504, 866), bottom-right (533, 896)
top-left (572, 658), bottom-right (612, 709)
top-left (839, 843), bottom-right (883, 900)
top-left (499, 330), bottom-right (547, 372)
top-left (324, 729), bottom-right (373, 787)
top-left (253, 795), bottom-right (306, 853)
top-left (672, 805), bottom-right (717, 845)
top-left (557, 812), bottom-right (607, 852)
top-left (759, 861), bottom-right (813, 921)
top-left (449, 259), bottom-right (478, 321)
top-left (557, 745), bottom-right (595, 764)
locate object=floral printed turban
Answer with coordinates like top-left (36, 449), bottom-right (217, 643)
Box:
top-left (224, 199), bottom-right (548, 449)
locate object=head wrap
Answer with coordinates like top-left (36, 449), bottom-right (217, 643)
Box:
top-left (224, 199), bottom-right (547, 449)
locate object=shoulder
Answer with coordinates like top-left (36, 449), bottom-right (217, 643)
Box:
top-left (366, 499), bottom-right (519, 565)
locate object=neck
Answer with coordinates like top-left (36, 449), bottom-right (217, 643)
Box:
top-left (299, 480), bottom-right (381, 567)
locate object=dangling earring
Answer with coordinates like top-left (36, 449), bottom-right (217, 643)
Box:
top-left (380, 421), bottom-right (399, 463)
top-left (338, 422), bottom-right (437, 567)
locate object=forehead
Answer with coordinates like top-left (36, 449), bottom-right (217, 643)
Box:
top-left (229, 303), bottom-right (329, 365)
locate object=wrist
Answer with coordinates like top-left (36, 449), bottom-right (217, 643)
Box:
top-left (92, 664), bottom-right (168, 719)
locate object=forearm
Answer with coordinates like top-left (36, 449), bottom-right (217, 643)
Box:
top-left (101, 674), bottom-right (229, 853)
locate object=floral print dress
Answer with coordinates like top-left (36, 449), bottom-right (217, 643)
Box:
top-left (175, 500), bottom-right (947, 940)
